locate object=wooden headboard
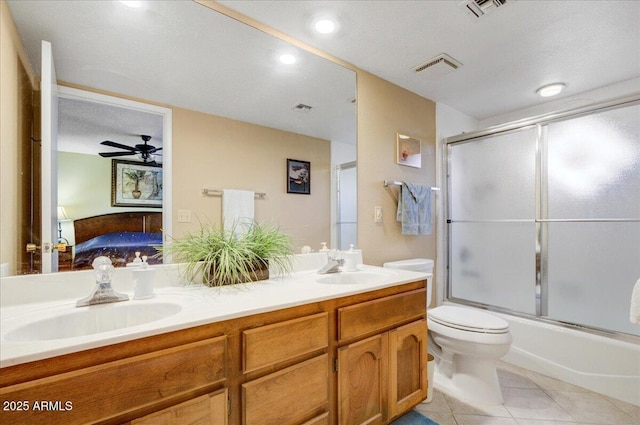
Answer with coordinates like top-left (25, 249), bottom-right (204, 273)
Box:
top-left (73, 212), bottom-right (162, 245)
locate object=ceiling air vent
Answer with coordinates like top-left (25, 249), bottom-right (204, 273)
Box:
top-left (292, 103), bottom-right (313, 112)
top-left (413, 53), bottom-right (462, 78)
top-left (461, 0), bottom-right (509, 18)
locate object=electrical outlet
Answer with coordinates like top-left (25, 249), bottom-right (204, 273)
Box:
top-left (177, 209), bottom-right (192, 223)
top-left (374, 206), bottom-right (383, 222)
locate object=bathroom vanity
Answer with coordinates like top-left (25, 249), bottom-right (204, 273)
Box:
top-left (0, 261), bottom-right (429, 425)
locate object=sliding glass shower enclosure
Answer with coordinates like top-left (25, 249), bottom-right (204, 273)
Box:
top-left (445, 97), bottom-right (640, 337)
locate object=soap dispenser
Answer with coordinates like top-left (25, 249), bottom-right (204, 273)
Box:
top-left (131, 256), bottom-right (156, 300)
top-left (319, 242), bottom-right (330, 252)
top-left (343, 244), bottom-right (360, 272)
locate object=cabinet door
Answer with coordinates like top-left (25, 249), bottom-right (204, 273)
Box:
top-left (337, 334), bottom-right (387, 425)
top-left (132, 388), bottom-right (227, 425)
top-left (388, 320), bottom-right (427, 419)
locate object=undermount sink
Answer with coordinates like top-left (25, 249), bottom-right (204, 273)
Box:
top-left (4, 302), bottom-right (183, 342)
top-left (316, 270), bottom-right (397, 285)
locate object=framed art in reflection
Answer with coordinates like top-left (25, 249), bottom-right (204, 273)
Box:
top-left (287, 159), bottom-right (311, 194)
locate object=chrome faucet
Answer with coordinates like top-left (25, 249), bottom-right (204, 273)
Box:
top-left (317, 251), bottom-right (344, 274)
top-left (76, 256), bottom-right (129, 307)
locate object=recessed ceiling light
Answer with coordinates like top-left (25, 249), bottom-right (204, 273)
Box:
top-left (279, 54), bottom-right (297, 65)
top-left (120, 1), bottom-right (143, 8)
top-left (536, 83), bottom-right (566, 98)
top-left (314, 19), bottom-right (336, 34)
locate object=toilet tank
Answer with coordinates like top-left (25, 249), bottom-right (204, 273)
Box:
top-left (383, 258), bottom-right (434, 306)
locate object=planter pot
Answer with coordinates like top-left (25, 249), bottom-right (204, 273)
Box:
top-left (205, 261), bottom-right (269, 286)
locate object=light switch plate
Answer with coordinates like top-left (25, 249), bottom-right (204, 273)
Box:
top-left (374, 206), bottom-right (383, 222)
top-left (177, 209), bottom-right (192, 223)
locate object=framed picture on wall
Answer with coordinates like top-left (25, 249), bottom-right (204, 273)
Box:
top-left (396, 133), bottom-right (422, 168)
top-left (287, 159), bottom-right (311, 194)
top-left (112, 159), bottom-right (163, 207)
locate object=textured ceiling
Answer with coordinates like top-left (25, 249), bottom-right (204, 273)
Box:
top-left (219, 0), bottom-right (640, 120)
top-left (7, 0), bottom-right (640, 155)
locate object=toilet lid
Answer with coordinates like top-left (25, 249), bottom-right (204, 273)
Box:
top-left (429, 306), bottom-right (509, 334)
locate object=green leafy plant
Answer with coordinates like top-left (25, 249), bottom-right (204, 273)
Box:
top-left (158, 221), bottom-right (293, 287)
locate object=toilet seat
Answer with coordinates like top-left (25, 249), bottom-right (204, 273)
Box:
top-left (429, 306), bottom-right (509, 334)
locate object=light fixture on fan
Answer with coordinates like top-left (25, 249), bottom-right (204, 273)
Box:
top-left (98, 135), bottom-right (161, 164)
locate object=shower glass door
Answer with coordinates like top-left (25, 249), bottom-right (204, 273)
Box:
top-left (544, 105), bottom-right (640, 335)
top-left (447, 100), bottom-right (640, 337)
top-left (448, 127), bottom-right (538, 315)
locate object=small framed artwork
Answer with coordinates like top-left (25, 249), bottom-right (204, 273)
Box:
top-left (287, 159), bottom-right (311, 194)
top-left (396, 133), bottom-right (422, 168)
top-left (112, 159), bottom-right (163, 207)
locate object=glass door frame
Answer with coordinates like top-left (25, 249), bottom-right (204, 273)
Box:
top-left (442, 94), bottom-right (640, 341)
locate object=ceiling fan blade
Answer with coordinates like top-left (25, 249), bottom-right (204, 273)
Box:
top-left (99, 151), bottom-right (137, 157)
top-left (100, 140), bottom-right (137, 151)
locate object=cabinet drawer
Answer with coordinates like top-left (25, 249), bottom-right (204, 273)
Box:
top-left (0, 336), bottom-right (227, 425)
top-left (243, 312), bottom-right (328, 373)
top-left (242, 354), bottom-right (328, 425)
top-left (132, 388), bottom-right (228, 425)
top-left (337, 288), bottom-right (426, 341)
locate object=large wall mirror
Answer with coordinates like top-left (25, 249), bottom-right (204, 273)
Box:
top-left (7, 0), bottom-right (356, 275)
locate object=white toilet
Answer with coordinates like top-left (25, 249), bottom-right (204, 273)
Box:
top-left (383, 259), bottom-right (512, 405)
top-left (428, 305), bottom-right (512, 404)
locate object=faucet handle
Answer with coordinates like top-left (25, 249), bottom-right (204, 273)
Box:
top-left (92, 256), bottom-right (114, 283)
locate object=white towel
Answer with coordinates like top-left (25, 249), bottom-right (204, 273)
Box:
top-left (222, 189), bottom-right (254, 235)
top-left (631, 278), bottom-right (640, 326)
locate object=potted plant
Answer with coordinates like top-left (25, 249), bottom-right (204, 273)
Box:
top-left (158, 221), bottom-right (294, 287)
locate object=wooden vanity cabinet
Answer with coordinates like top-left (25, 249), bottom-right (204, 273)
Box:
top-left (0, 280), bottom-right (426, 425)
top-left (336, 288), bottom-right (428, 425)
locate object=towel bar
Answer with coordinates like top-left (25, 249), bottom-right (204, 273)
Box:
top-left (201, 188), bottom-right (266, 199)
top-left (383, 180), bottom-right (440, 191)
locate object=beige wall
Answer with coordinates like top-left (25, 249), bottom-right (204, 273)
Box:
top-left (57, 106), bottom-right (332, 252)
top-left (172, 107), bottom-right (331, 250)
top-left (0, 1), bottom-right (35, 275)
top-left (356, 70), bottom-right (437, 267)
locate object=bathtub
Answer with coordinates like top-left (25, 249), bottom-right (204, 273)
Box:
top-left (446, 303), bottom-right (640, 406)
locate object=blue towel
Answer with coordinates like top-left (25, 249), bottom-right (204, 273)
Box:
top-left (396, 183), bottom-right (432, 235)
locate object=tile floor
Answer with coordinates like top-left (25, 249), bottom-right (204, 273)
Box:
top-left (415, 361), bottom-right (640, 425)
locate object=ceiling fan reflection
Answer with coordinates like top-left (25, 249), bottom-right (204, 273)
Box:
top-left (98, 135), bottom-right (162, 164)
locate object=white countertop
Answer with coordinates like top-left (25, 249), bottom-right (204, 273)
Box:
top-left (0, 256), bottom-right (428, 368)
